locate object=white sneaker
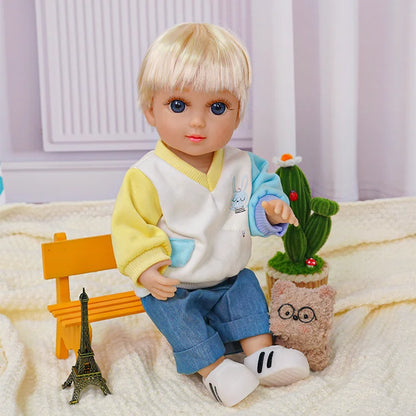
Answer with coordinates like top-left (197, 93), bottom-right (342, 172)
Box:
top-left (202, 359), bottom-right (259, 407)
top-left (244, 345), bottom-right (309, 387)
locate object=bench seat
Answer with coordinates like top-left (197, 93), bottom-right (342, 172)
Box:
top-left (48, 291), bottom-right (145, 327)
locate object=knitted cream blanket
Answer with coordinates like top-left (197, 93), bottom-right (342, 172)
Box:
top-left (0, 197), bottom-right (415, 415)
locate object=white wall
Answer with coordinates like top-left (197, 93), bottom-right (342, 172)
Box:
top-left (0, 1), bottom-right (152, 203)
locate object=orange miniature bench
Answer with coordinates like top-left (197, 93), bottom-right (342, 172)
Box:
top-left (42, 232), bottom-right (145, 359)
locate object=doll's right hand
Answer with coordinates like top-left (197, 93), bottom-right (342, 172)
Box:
top-left (138, 260), bottom-right (180, 300)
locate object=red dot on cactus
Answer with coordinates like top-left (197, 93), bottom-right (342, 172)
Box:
top-left (289, 191), bottom-right (298, 201)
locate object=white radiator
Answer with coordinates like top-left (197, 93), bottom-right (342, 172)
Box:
top-left (35, 0), bottom-right (252, 152)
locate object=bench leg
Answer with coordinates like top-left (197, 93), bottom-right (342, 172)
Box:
top-left (56, 320), bottom-right (69, 359)
top-left (55, 321), bottom-right (93, 359)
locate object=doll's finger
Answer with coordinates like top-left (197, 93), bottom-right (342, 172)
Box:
top-left (157, 275), bottom-right (180, 287)
top-left (261, 200), bottom-right (273, 213)
top-left (164, 277), bottom-right (181, 286)
top-left (278, 203), bottom-right (289, 218)
top-left (151, 286), bottom-right (176, 300)
top-left (156, 287), bottom-right (176, 299)
top-left (279, 204), bottom-right (298, 226)
top-left (275, 204), bottom-right (290, 222)
top-left (292, 213), bottom-right (299, 226)
top-left (262, 200), bottom-right (280, 219)
top-left (153, 278), bottom-right (178, 298)
top-left (287, 207), bottom-right (299, 226)
top-left (151, 291), bottom-right (168, 301)
top-left (279, 209), bottom-right (299, 227)
top-left (157, 281), bottom-right (178, 294)
top-left (288, 215), bottom-right (299, 227)
top-left (285, 210), bottom-right (299, 227)
top-left (263, 200), bottom-right (286, 223)
top-left (281, 205), bottom-right (294, 222)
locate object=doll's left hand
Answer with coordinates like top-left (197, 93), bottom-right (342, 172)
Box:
top-left (261, 199), bottom-right (299, 227)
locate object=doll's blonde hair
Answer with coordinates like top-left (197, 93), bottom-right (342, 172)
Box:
top-left (138, 22), bottom-right (252, 118)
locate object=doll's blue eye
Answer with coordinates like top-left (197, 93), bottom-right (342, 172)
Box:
top-left (170, 100), bottom-right (186, 113)
top-left (210, 102), bottom-right (227, 115)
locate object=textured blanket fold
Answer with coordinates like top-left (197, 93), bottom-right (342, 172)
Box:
top-left (0, 197), bottom-right (415, 415)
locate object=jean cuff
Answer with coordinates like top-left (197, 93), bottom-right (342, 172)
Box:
top-left (215, 312), bottom-right (271, 344)
top-left (173, 332), bottom-right (225, 375)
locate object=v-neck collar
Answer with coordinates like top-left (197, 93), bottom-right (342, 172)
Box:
top-left (154, 140), bottom-right (224, 191)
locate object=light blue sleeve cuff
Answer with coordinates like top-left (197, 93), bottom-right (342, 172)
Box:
top-left (254, 194), bottom-right (289, 237)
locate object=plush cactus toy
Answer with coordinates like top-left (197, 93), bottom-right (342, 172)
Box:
top-left (268, 154), bottom-right (339, 277)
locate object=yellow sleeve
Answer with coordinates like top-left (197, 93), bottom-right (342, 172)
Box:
top-left (111, 168), bottom-right (171, 285)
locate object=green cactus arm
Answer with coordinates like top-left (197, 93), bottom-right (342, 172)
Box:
top-left (310, 197), bottom-right (339, 217)
top-left (304, 214), bottom-right (332, 258)
top-left (283, 225), bottom-right (307, 263)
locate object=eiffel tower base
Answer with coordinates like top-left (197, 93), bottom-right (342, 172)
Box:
top-left (63, 366), bottom-right (111, 404)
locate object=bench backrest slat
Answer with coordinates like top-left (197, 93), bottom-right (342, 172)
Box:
top-left (42, 233), bottom-right (117, 280)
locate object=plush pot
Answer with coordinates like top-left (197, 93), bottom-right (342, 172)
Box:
top-left (266, 262), bottom-right (329, 298)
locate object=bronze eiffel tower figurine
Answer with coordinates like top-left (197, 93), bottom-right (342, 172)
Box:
top-left (62, 288), bottom-right (111, 404)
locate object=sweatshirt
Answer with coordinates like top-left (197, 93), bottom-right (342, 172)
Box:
top-left (111, 140), bottom-right (289, 297)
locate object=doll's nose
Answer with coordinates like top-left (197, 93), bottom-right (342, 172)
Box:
top-left (293, 314), bottom-right (299, 321)
top-left (189, 112), bottom-right (206, 128)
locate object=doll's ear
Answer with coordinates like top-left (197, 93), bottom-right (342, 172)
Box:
top-left (144, 106), bottom-right (156, 127)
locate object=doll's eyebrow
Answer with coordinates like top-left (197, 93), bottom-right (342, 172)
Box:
top-left (165, 96), bottom-right (191, 106)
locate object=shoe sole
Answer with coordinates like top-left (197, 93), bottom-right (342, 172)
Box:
top-left (260, 366), bottom-right (309, 387)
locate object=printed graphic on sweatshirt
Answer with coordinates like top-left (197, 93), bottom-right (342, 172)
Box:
top-left (230, 175), bottom-right (248, 214)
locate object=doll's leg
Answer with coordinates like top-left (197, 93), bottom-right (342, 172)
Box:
top-left (240, 333), bottom-right (273, 355)
top-left (207, 269), bottom-right (271, 345)
top-left (198, 356), bottom-right (224, 378)
top-left (207, 269), bottom-right (309, 386)
top-left (141, 288), bottom-right (224, 375)
top-left (141, 287), bottom-right (259, 406)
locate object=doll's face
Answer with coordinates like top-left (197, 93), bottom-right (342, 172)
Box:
top-left (144, 88), bottom-right (240, 159)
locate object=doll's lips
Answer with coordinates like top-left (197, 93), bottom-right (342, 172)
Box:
top-left (186, 135), bottom-right (206, 143)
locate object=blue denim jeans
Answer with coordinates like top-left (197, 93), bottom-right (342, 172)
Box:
top-left (141, 268), bottom-right (270, 374)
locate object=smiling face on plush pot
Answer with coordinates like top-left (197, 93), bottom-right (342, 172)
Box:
top-left (269, 280), bottom-right (336, 351)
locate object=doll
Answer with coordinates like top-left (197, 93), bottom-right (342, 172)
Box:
top-left (111, 23), bottom-right (309, 407)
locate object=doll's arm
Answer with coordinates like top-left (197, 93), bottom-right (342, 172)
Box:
top-left (111, 168), bottom-right (171, 285)
top-left (138, 259), bottom-right (180, 300)
top-left (248, 152), bottom-right (297, 236)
